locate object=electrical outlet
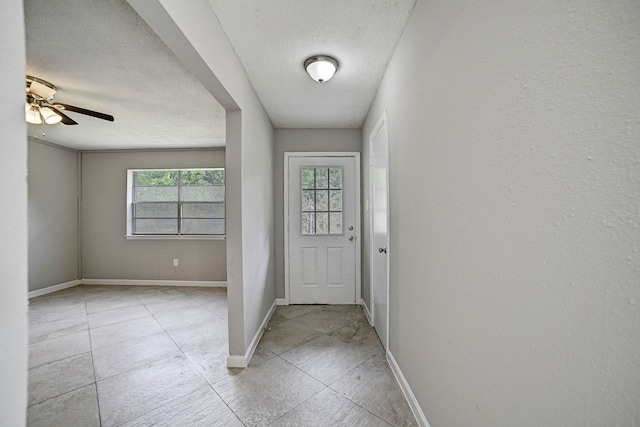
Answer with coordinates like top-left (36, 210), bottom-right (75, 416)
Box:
top-left (173, 258), bottom-right (179, 267)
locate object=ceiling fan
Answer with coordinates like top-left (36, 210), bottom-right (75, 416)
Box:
top-left (25, 75), bottom-right (114, 125)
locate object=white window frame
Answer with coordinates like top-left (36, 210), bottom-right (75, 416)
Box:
top-left (125, 168), bottom-right (226, 240)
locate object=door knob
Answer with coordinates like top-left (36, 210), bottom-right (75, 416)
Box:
top-left (378, 247), bottom-right (387, 254)
top-left (348, 235), bottom-right (355, 241)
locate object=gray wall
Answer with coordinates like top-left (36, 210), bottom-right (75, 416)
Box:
top-left (0, 0), bottom-right (28, 423)
top-left (28, 140), bottom-right (80, 291)
top-left (81, 149), bottom-right (226, 281)
top-left (362, 0), bottom-right (640, 425)
top-left (273, 128), bottom-right (362, 298)
top-left (116, 0), bottom-right (277, 360)
top-left (237, 113), bottom-right (276, 350)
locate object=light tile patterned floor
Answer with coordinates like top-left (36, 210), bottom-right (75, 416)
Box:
top-left (27, 285), bottom-right (416, 426)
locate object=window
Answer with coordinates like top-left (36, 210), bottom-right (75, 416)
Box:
top-left (127, 168), bottom-right (225, 237)
top-left (301, 166), bottom-right (343, 235)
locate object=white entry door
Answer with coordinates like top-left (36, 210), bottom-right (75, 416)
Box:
top-left (370, 113), bottom-right (390, 350)
top-left (287, 155), bottom-right (359, 304)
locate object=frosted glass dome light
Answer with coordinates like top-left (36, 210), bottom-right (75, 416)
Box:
top-left (304, 55), bottom-right (339, 83)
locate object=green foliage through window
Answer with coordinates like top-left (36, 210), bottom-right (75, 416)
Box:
top-left (135, 171), bottom-right (177, 186)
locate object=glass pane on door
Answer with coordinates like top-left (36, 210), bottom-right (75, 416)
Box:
top-left (300, 167), bottom-right (343, 235)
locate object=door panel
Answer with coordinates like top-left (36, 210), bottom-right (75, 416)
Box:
top-left (371, 115), bottom-right (390, 350)
top-left (327, 248), bottom-right (343, 285)
top-left (288, 156), bottom-right (357, 304)
top-left (302, 248), bottom-right (318, 285)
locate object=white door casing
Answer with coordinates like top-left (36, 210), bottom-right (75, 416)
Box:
top-left (370, 112), bottom-right (390, 350)
top-left (285, 153), bottom-right (361, 305)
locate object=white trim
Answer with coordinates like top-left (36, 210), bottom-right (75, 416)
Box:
top-left (354, 154), bottom-right (362, 304)
top-left (227, 299), bottom-right (277, 368)
top-left (285, 152), bottom-right (362, 158)
top-left (77, 151), bottom-right (83, 280)
top-left (29, 279), bottom-right (227, 298)
top-left (369, 111), bottom-right (391, 351)
top-left (387, 351), bottom-right (431, 427)
top-left (226, 355), bottom-right (247, 369)
top-left (79, 279), bottom-right (227, 287)
top-left (124, 235), bottom-right (226, 240)
top-left (284, 152), bottom-right (361, 305)
top-left (360, 298), bottom-right (373, 325)
top-left (126, 167), bottom-right (226, 238)
top-left (276, 298), bottom-right (288, 306)
top-left (283, 153), bottom-right (290, 305)
top-left (28, 280), bottom-right (81, 299)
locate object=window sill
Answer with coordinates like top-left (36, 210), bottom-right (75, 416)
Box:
top-left (125, 235), bottom-right (226, 241)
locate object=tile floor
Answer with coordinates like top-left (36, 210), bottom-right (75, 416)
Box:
top-left (27, 285), bottom-right (416, 426)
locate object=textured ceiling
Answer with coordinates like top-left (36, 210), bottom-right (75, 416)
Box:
top-left (208, 0), bottom-right (416, 128)
top-left (25, 0), bottom-right (226, 150)
top-left (24, 0), bottom-right (415, 150)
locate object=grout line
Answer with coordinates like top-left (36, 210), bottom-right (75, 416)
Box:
top-left (85, 287), bottom-right (228, 385)
top-left (87, 311), bottom-right (153, 331)
top-left (267, 377), bottom-right (327, 425)
top-left (82, 285), bottom-right (102, 427)
top-left (92, 290), bottom-right (186, 384)
top-left (28, 286), bottom-right (409, 426)
top-left (87, 333), bottom-right (180, 383)
top-left (126, 287), bottom-right (245, 425)
top-left (207, 377), bottom-right (246, 426)
top-left (28, 349), bottom-right (93, 371)
top-left (92, 286), bottom-right (227, 425)
top-left (182, 287), bottom-right (230, 323)
top-left (326, 352), bottom-right (378, 387)
top-left (26, 382), bottom-right (97, 409)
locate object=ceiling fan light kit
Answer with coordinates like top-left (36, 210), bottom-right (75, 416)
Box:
top-left (39, 106), bottom-right (63, 124)
top-left (25, 103), bottom-right (42, 124)
top-left (24, 75), bottom-right (114, 126)
top-left (304, 55), bottom-right (339, 83)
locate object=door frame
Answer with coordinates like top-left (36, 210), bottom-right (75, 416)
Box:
top-left (284, 152), bottom-right (361, 305)
top-left (369, 112), bottom-right (390, 350)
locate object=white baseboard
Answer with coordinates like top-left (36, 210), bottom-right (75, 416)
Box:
top-left (79, 279), bottom-right (227, 287)
top-left (226, 355), bottom-right (247, 369)
top-left (276, 298), bottom-right (287, 305)
top-left (28, 280), bottom-right (81, 299)
top-left (227, 299), bottom-right (277, 368)
top-left (28, 279), bottom-right (226, 299)
top-left (360, 298), bottom-right (373, 325)
top-left (387, 351), bottom-right (430, 427)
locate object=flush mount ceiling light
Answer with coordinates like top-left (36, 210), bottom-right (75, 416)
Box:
top-left (304, 55), bottom-right (339, 83)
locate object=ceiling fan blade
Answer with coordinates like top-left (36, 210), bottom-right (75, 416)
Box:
top-left (51, 107), bottom-right (78, 125)
top-left (54, 103), bottom-right (114, 122)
